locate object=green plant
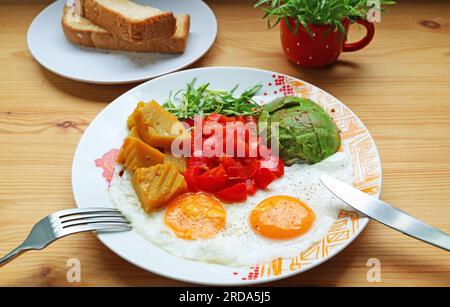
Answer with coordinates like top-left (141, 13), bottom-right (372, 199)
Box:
top-left (163, 78), bottom-right (262, 120)
top-left (255, 0), bottom-right (395, 34)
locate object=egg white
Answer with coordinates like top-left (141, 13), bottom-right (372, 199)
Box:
top-left (108, 152), bottom-right (354, 267)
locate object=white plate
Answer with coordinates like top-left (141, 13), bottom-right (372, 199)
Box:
top-left (72, 67), bottom-right (382, 285)
top-left (27, 0), bottom-right (217, 84)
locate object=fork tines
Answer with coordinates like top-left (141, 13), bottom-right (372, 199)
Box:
top-left (53, 208), bottom-right (131, 232)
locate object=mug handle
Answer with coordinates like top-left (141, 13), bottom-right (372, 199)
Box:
top-left (343, 19), bottom-right (375, 52)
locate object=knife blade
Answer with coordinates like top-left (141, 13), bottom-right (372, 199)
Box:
top-left (320, 175), bottom-right (450, 252)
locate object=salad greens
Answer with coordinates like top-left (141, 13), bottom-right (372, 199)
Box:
top-left (163, 78), bottom-right (262, 120)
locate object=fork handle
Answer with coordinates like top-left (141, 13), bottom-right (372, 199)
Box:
top-left (0, 245), bottom-right (30, 267)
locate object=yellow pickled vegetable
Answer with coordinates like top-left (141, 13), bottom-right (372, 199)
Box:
top-left (128, 100), bottom-right (185, 149)
top-left (117, 137), bottom-right (165, 171)
top-left (131, 162), bottom-right (188, 212)
top-left (163, 150), bottom-right (186, 173)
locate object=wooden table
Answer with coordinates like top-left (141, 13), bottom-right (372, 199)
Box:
top-left (0, 0), bottom-right (449, 287)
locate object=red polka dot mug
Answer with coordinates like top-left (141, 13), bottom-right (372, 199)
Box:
top-left (280, 18), bottom-right (375, 68)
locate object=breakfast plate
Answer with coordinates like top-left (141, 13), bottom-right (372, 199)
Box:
top-left (27, 0), bottom-right (217, 84)
top-left (72, 67), bottom-right (382, 285)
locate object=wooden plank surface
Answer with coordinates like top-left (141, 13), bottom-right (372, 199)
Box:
top-left (0, 0), bottom-right (449, 286)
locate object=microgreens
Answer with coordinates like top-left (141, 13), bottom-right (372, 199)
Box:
top-left (254, 0), bottom-right (395, 35)
top-left (163, 79), bottom-right (262, 120)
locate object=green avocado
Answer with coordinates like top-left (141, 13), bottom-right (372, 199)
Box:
top-left (259, 96), bottom-right (341, 165)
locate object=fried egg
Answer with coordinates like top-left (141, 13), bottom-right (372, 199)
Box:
top-left (164, 193), bottom-right (226, 240)
top-left (109, 152), bottom-right (354, 266)
top-left (249, 196), bottom-right (315, 239)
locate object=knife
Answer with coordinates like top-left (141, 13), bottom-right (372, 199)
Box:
top-left (320, 175), bottom-right (450, 252)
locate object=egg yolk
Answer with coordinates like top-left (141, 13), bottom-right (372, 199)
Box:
top-left (249, 196), bottom-right (315, 239)
top-left (164, 193), bottom-right (226, 240)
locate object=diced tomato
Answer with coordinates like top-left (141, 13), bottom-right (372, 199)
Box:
top-left (205, 113), bottom-right (222, 123)
top-left (183, 118), bottom-right (195, 128)
top-left (253, 167), bottom-right (277, 189)
top-left (234, 115), bottom-right (246, 123)
top-left (274, 157), bottom-right (284, 177)
top-left (242, 158), bottom-right (260, 178)
top-left (187, 156), bottom-right (217, 169)
top-left (220, 156), bottom-right (239, 169)
top-left (245, 179), bottom-right (258, 196)
top-left (202, 135), bottom-right (223, 156)
top-left (219, 157), bottom-right (246, 179)
top-left (194, 165), bottom-right (228, 192)
top-left (226, 166), bottom-right (247, 179)
top-left (202, 120), bottom-right (223, 138)
top-left (183, 114), bottom-right (286, 201)
top-left (260, 155), bottom-right (284, 177)
top-left (218, 115), bottom-right (235, 124)
top-left (205, 113), bottom-right (235, 124)
top-left (245, 116), bottom-right (257, 124)
top-left (239, 157), bottom-right (256, 165)
top-left (234, 138), bottom-right (251, 158)
top-left (215, 183), bottom-right (248, 202)
top-left (190, 131), bottom-right (204, 156)
top-left (225, 157), bottom-right (259, 179)
top-left (184, 166), bottom-right (206, 192)
top-left (224, 177), bottom-right (245, 188)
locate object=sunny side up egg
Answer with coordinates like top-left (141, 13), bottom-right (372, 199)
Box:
top-left (109, 152), bottom-right (354, 267)
top-left (250, 196), bottom-right (315, 240)
top-left (165, 193), bottom-right (227, 240)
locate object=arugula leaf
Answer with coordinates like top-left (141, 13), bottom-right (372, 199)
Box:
top-left (163, 79), bottom-right (263, 120)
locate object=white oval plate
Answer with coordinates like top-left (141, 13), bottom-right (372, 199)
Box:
top-left (27, 0), bottom-right (217, 84)
top-left (72, 67), bottom-right (382, 285)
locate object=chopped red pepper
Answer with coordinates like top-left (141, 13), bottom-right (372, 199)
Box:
top-left (253, 167), bottom-right (277, 189)
top-left (183, 114), bottom-right (285, 202)
top-left (194, 165), bottom-right (228, 192)
top-left (260, 155), bottom-right (284, 178)
top-left (187, 156), bottom-right (217, 169)
top-left (215, 183), bottom-right (248, 203)
top-left (245, 179), bottom-right (258, 196)
top-left (184, 166), bottom-right (206, 192)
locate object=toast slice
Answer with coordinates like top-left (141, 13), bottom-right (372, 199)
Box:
top-left (83, 0), bottom-right (176, 42)
top-left (62, 5), bottom-right (190, 53)
top-left (66, 0), bottom-right (84, 16)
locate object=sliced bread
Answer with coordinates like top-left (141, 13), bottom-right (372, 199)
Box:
top-left (62, 5), bottom-right (190, 53)
top-left (83, 0), bottom-right (176, 42)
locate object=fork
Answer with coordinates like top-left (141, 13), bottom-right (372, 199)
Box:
top-left (0, 207), bottom-right (131, 267)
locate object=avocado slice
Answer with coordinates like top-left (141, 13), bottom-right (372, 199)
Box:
top-left (258, 96), bottom-right (341, 165)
